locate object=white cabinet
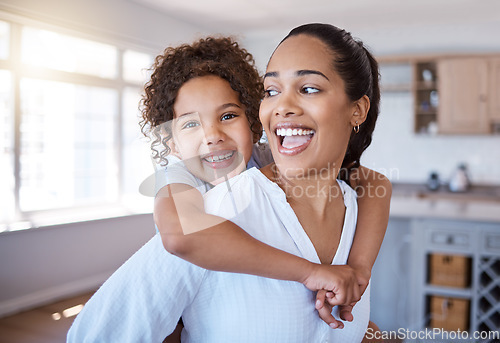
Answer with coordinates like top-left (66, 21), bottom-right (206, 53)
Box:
top-left (409, 219), bottom-right (500, 342)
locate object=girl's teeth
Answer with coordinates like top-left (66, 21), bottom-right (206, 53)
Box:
top-left (205, 152), bottom-right (233, 162)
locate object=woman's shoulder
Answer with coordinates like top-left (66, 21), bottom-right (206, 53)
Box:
top-left (247, 142), bottom-right (274, 169)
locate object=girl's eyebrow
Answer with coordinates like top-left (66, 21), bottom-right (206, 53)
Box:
top-left (263, 71), bottom-right (278, 79)
top-left (263, 70), bottom-right (329, 81)
top-left (177, 112), bottom-right (198, 119)
top-left (219, 103), bottom-right (241, 110)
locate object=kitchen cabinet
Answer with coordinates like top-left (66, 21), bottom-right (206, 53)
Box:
top-left (370, 218), bottom-right (413, 332)
top-left (413, 61), bottom-right (439, 133)
top-left (409, 219), bottom-right (500, 342)
top-left (438, 58), bottom-right (490, 134)
top-left (379, 54), bottom-right (500, 135)
top-left (489, 58), bottom-right (500, 122)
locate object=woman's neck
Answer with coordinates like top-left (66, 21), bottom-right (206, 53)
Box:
top-left (270, 163), bottom-right (344, 217)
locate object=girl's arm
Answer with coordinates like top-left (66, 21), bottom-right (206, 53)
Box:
top-left (156, 182), bottom-right (358, 328)
top-left (348, 165), bottom-right (392, 288)
top-left (330, 165), bottom-right (391, 321)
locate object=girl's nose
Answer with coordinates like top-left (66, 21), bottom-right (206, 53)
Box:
top-left (202, 124), bottom-right (226, 145)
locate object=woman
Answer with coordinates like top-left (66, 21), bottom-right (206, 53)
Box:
top-left (68, 23), bottom-right (385, 343)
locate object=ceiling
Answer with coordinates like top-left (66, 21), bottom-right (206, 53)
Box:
top-left (132, 0), bottom-right (500, 40)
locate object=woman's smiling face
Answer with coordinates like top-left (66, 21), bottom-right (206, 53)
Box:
top-left (171, 75), bottom-right (254, 185)
top-left (260, 34), bottom-right (358, 179)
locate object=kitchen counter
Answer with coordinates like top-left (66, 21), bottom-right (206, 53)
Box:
top-left (390, 183), bottom-right (500, 223)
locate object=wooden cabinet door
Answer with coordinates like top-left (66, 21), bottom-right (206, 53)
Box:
top-left (489, 58), bottom-right (500, 121)
top-left (438, 58), bottom-right (490, 134)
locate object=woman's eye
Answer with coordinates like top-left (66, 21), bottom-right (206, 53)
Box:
top-left (181, 121), bottom-right (200, 129)
top-left (302, 86), bottom-right (320, 94)
top-left (221, 113), bottom-right (237, 121)
top-left (264, 89), bottom-right (279, 97)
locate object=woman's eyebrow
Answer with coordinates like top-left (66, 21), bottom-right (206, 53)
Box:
top-left (296, 69), bottom-right (329, 80)
top-left (263, 70), bottom-right (329, 81)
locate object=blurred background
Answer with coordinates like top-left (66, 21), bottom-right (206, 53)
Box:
top-left (0, 0), bottom-right (499, 341)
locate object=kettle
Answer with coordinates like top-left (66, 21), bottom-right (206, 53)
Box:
top-left (448, 163), bottom-right (470, 192)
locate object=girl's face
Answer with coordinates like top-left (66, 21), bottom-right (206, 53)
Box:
top-left (171, 75), bottom-right (254, 185)
top-left (260, 34), bottom-right (361, 179)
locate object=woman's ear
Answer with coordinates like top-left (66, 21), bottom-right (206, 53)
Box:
top-left (350, 95), bottom-right (370, 127)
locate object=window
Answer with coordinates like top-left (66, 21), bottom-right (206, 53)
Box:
top-left (0, 16), bottom-right (155, 231)
top-left (0, 20), bottom-right (9, 59)
top-left (0, 69), bottom-right (13, 224)
top-left (21, 27), bottom-right (117, 79)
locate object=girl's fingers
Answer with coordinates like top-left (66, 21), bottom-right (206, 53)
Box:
top-left (317, 304), bottom-right (344, 329)
top-left (315, 289), bottom-right (326, 310)
top-left (338, 304), bottom-right (354, 322)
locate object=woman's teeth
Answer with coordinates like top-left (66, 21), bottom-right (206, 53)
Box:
top-left (204, 152), bottom-right (234, 163)
top-left (276, 128), bottom-right (315, 137)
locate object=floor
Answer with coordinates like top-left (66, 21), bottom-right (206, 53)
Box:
top-left (0, 291), bottom-right (94, 343)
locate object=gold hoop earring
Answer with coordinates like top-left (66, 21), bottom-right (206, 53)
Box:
top-left (353, 121), bottom-right (360, 134)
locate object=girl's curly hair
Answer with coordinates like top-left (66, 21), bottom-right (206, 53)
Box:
top-left (139, 37), bottom-right (264, 166)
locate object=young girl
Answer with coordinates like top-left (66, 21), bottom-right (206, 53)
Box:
top-left (140, 37), bottom-right (390, 326)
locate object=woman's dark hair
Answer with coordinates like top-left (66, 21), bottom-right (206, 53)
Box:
top-left (280, 23), bottom-right (380, 183)
top-left (140, 37), bottom-right (263, 165)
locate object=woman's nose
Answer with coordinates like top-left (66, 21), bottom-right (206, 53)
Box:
top-left (202, 124), bottom-right (225, 145)
top-left (274, 92), bottom-right (302, 117)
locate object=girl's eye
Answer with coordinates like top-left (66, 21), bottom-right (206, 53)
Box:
top-left (221, 113), bottom-right (237, 121)
top-left (302, 86), bottom-right (320, 94)
top-left (181, 120), bottom-right (200, 130)
top-left (264, 89), bottom-right (279, 98)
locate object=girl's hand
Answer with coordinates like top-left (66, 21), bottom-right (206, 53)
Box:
top-left (303, 264), bottom-right (362, 306)
top-left (315, 290), bottom-right (344, 329)
top-left (320, 266), bottom-right (371, 323)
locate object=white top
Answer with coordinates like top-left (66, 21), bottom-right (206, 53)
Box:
top-left (156, 142), bottom-right (274, 195)
top-left (68, 168), bottom-right (369, 343)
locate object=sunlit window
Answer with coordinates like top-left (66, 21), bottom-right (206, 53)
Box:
top-left (123, 50), bottom-right (153, 84)
top-left (122, 86), bottom-right (153, 212)
top-left (1, 15), bottom-right (155, 229)
top-left (19, 79), bottom-right (118, 211)
top-left (21, 27), bottom-right (118, 79)
top-left (0, 21), bottom-right (9, 60)
top-left (0, 70), bottom-right (14, 225)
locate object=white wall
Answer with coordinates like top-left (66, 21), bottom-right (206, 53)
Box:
top-left (0, 0), bottom-right (210, 51)
top-left (363, 92), bottom-right (500, 185)
top-left (0, 0), bottom-right (205, 317)
top-left (0, 215), bottom-right (155, 317)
